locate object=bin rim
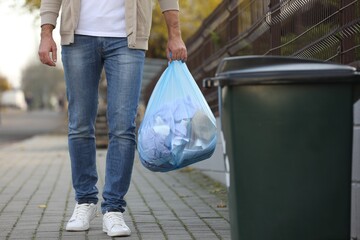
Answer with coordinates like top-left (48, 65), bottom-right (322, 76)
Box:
top-left (203, 55), bottom-right (360, 87)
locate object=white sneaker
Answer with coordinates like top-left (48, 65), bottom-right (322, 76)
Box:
top-left (103, 212), bottom-right (131, 237)
top-left (66, 203), bottom-right (97, 231)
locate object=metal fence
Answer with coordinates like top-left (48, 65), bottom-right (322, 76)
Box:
top-left (183, 0), bottom-right (360, 114)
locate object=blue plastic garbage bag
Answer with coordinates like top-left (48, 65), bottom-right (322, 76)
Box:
top-left (138, 61), bottom-right (217, 172)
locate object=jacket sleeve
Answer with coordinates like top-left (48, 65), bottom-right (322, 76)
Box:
top-left (158, 0), bottom-right (179, 12)
top-left (40, 0), bottom-right (62, 27)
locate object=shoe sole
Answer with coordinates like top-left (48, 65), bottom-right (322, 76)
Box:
top-left (103, 226), bottom-right (131, 237)
top-left (66, 227), bottom-right (90, 231)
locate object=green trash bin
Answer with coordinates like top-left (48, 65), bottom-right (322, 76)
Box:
top-left (203, 56), bottom-right (360, 240)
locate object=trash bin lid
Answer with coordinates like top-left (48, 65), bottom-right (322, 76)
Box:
top-left (204, 55), bottom-right (360, 87)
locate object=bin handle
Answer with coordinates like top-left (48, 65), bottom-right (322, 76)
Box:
top-left (217, 84), bottom-right (230, 189)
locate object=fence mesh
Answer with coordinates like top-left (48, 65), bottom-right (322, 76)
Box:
top-left (183, 0), bottom-right (360, 114)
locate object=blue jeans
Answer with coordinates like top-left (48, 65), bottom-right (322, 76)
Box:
top-left (61, 35), bottom-right (145, 214)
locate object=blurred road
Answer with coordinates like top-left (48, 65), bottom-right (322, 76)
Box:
top-left (0, 109), bottom-right (67, 146)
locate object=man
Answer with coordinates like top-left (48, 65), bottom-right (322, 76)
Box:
top-left (38, 0), bottom-right (187, 237)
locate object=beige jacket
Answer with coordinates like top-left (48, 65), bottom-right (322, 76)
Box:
top-left (40, 0), bottom-right (179, 50)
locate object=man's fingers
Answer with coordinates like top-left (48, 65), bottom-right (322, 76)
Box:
top-left (179, 48), bottom-right (187, 62)
top-left (38, 46), bottom-right (57, 67)
top-left (52, 50), bottom-right (57, 64)
top-left (39, 52), bottom-right (56, 66)
top-left (169, 48), bottom-right (187, 62)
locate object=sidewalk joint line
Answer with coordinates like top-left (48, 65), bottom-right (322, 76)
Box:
top-left (131, 178), bottom-right (168, 239)
top-left (32, 153), bottom-right (67, 239)
top-left (134, 163), bottom-right (197, 240)
top-left (6, 154), bottom-right (55, 240)
top-left (156, 172), bottom-right (224, 239)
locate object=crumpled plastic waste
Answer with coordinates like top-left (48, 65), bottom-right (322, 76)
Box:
top-left (138, 96), bottom-right (217, 171)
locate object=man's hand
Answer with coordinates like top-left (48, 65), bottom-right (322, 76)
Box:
top-left (163, 10), bottom-right (187, 62)
top-left (38, 24), bottom-right (57, 67)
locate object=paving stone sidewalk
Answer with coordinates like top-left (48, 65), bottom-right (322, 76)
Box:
top-left (0, 135), bottom-right (230, 240)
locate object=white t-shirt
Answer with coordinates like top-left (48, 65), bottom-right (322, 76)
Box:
top-left (75, 0), bottom-right (126, 37)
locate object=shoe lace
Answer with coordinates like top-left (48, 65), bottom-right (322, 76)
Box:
top-left (106, 212), bottom-right (126, 227)
top-left (73, 204), bottom-right (91, 220)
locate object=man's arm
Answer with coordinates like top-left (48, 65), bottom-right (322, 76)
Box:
top-left (163, 10), bottom-right (187, 62)
top-left (38, 24), bottom-right (57, 67)
top-left (38, 0), bottom-right (61, 67)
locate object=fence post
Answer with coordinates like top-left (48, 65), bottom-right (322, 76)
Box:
top-left (229, 4), bottom-right (239, 41)
top-left (341, 0), bottom-right (356, 64)
top-left (269, 0), bottom-right (281, 55)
